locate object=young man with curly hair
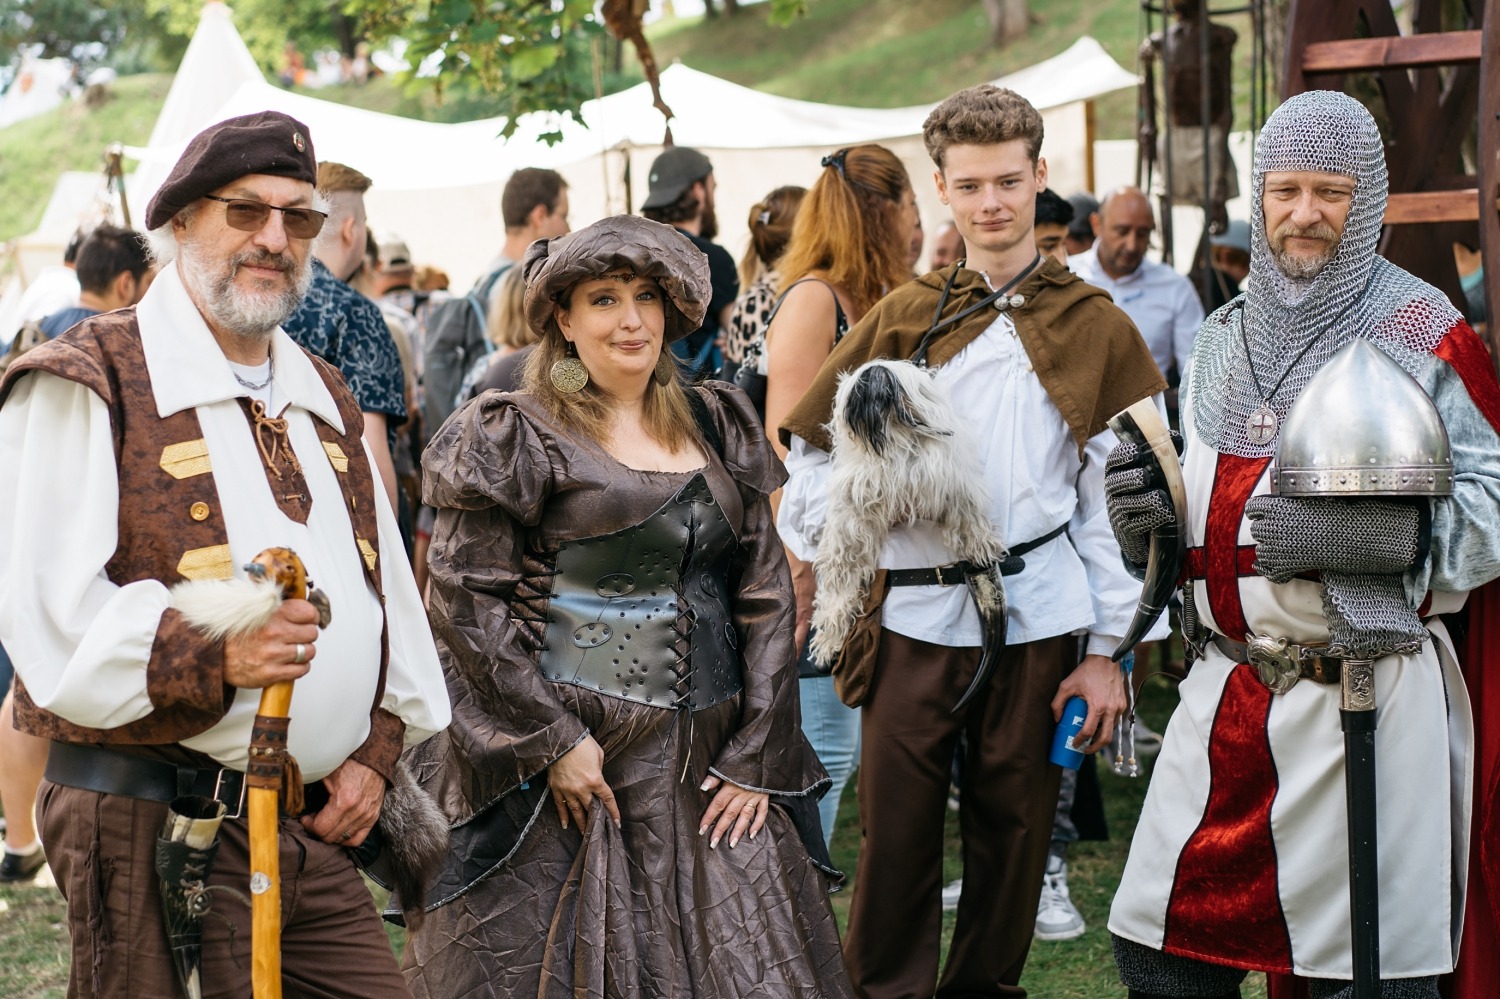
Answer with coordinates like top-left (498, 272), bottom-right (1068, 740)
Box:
top-left (779, 85), bottom-right (1164, 998)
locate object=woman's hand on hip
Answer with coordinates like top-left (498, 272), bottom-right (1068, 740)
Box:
top-left (548, 734), bottom-right (620, 831)
top-left (698, 774), bottom-right (769, 849)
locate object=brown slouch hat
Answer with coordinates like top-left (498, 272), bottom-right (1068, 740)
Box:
top-left (145, 111), bottom-right (318, 229)
top-left (522, 216), bottom-right (710, 343)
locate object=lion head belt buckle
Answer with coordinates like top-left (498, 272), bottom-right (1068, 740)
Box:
top-left (1247, 634), bottom-right (1300, 694)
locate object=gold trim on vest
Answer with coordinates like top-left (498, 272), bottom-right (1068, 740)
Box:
top-left (177, 544), bottom-right (234, 580)
top-left (322, 440), bottom-right (350, 473)
top-left (356, 538), bottom-right (378, 571)
top-left (159, 439), bottom-right (212, 479)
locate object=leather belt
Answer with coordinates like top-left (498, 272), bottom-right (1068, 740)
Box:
top-left (886, 524), bottom-right (1068, 588)
top-left (45, 741), bottom-right (328, 820)
top-left (1210, 633), bottom-right (1343, 693)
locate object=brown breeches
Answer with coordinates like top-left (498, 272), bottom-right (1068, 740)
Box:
top-left (38, 778), bottom-right (409, 999)
top-left (844, 630), bottom-right (1073, 999)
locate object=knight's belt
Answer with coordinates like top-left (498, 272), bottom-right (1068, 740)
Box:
top-left (537, 472), bottom-right (744, 711)
top-left (45, 741), bottom-right (328, 819)
top-left (1210, 632), bottom-right (1343, 692)
top-left (885, 523), bottom-right (1068, 587)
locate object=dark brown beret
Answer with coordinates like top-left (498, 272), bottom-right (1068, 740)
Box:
top-left (145, 111), bottom-right (317, 230)
top-left (522, 216), bottom-right (710, 344)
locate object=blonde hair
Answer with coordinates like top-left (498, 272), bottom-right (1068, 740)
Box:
top-left (776, 145), bottom-right (911, 317)
top-left (487, 267), bottom-right (534, 352)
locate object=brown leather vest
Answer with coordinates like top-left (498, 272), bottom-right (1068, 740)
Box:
top-left (0, 309), bottom-right (390, 747)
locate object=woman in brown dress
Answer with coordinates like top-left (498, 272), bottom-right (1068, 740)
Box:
top-left (402, 215), bottom-right (851, 999)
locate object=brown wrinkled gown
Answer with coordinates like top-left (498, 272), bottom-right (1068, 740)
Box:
top-left (403, 384), bottom-right (853, 999)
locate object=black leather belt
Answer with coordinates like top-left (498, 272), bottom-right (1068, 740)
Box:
top-left (886, 524), bottom-right (1068, 587)
top-left (1210, 633), bottom-right (1343, 691)
top-left (45, 741), bottom-right (328, 819)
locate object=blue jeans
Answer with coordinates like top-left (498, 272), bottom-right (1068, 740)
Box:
top-left (798, 674), bottom-right (861, 848)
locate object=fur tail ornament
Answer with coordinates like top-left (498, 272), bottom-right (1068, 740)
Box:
top-left (169, 576), bottom-right (284, 640)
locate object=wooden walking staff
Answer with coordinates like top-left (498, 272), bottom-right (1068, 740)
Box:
top-left (243, 548), bottom-right (330, 999)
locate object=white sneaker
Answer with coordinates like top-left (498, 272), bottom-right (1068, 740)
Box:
top-left (1034, 856), bottom-right (1085, 941)
top-left (940, 877), bottom-right (963, 912)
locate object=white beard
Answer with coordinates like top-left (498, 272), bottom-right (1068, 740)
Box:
top-left (178, 239), bottom-right (312, 339)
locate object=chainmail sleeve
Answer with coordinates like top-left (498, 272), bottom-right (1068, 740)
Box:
top-left (1409, 352), bottom-right (1500, 598)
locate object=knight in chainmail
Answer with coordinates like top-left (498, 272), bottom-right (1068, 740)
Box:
top-left (1102, 90), bottom-right (1500, 998)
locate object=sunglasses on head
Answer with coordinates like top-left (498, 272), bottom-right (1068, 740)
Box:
top-left (202, 195), bottom-right (327, 239)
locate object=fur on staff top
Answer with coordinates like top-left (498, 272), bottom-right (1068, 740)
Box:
top-left (169, 576), bottom-right (285, 640)
top-left (808, 360), bottom-right (1005, 666)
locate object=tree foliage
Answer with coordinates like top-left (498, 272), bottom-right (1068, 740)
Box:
top-left (0, 0), bottom-right (146, 69)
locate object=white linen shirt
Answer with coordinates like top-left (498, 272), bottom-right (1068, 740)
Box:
top-left (0, 263), bottom-right (450, 780)
top-left (1069, 248), bottom-right (1204, 379)
top-left (779, 306), bottom-right (1162, 655)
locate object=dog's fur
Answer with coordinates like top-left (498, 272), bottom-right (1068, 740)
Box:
top-left (809, 360), bottom-right (1005, 666)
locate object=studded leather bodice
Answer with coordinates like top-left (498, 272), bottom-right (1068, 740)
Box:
top-left (536, 472), bottom-right (743, 710)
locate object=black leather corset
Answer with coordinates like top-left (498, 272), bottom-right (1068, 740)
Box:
top-left (536, 472), bottom-right (744, 710)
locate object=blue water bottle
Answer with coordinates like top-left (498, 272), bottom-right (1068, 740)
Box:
top-left (1050, 695), bottom-right (1089, 770)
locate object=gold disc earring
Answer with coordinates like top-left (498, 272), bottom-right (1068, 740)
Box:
top-left (654, 349), bottom-right (678, 386)
top-left (550, 343), bottom-right (589, 394)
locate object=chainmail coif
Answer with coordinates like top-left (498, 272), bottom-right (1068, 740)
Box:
top-left (1188, 90), bottom-right (1462, 459)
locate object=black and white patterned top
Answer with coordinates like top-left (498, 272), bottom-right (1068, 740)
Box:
top-left (282, 258), bottom-right (407, 439)
top-left (723, 271), bottom-right (781, 367)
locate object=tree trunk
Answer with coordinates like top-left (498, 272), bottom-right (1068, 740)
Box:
top-left (1263, 0), bottom-right (1291, 99)
top-left (723, 0), bottom-right (741, 13)
top-left (981, 0), bottom-right (1030, 47)
top-left (703, 0), bottom-right (719, 18)
top-left (328, 2), bottom-right (358, 58)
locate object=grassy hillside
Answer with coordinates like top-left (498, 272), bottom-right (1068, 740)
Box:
top-left (0, 73), bottom-right (173, 243)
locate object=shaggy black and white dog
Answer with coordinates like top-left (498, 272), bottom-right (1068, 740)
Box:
top-left (808, 359), bottom-right (1006, 667)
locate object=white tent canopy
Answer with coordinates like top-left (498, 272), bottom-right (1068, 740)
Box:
top-left (145, 2), bottom-right (263, 151)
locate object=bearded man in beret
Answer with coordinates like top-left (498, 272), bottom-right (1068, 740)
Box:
top-left (0, 111), bottom-right (450, 997)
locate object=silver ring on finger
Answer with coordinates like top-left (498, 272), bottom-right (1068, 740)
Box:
top-left (294, 643), bottom-right (307, 665)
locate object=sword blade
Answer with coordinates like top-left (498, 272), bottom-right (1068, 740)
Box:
top-left (1341, 660), bottom-right (1381, 999)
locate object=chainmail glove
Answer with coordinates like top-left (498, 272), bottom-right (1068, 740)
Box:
top-left (1104, 436), bottom-right (1180, 570)
top-left (1244, 495), bottom-right (1426, 584)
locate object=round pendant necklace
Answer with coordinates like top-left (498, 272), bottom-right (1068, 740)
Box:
top-left (1238, 320), bottom-right (1330, 446)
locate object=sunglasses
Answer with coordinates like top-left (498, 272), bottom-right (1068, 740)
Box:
top-left (202, 195), bottom-right (327, 239)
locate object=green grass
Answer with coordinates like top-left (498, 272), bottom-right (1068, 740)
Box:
top-left (0, 670), bottom-right (1267, 997)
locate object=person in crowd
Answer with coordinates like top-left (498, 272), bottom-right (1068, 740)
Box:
top-left (1072, 186), bottom-right (1204, 384)
top-left (36, 224), bottom-right (153, 338)
top-left (1107, 88), bottom-right (1500, 999)
top-left (402, 215), bottom-right (852, 998)
top-left (281, 161), bottom-right (406, 516)
top-left (369, 231), bottom-right (432, 362)
top-left (929, 219), bottom-right (965, 269)
top-left (1033, 188), bottom-right (1075, 265)
top-left (3, 229), bottom-right (82, 348)
top-left (0, 654), bottom-right (48, 881)
top-left (778, 86), bottom-right (1163, 998)
top-left (765, 144), bottom-right (918, 847)
top-left (1065, 192), bottom-right (1099, 256)
top-left (722, 184), bottom-right (805, 377)
top-left (465, 266), bottom-right (536, 396)
top-left (424, 167), bottom-right (569, 432)
top-left (0, 110), bottom-right (449, 997)
top-left (1206, 218), bottom-right (1251, 312)
top-left (641, 146), bottom-right (738, 377)
top-left (909, 206), bottom-right (926, 270)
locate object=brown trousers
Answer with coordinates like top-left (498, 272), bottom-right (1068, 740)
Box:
top-left (844, 630), bottom-right (1072, 999)
top-left (38, 778), bottom-right (409, 999)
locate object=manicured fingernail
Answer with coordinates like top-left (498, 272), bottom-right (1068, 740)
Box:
top-left (699, 779), bottom-right (712, 791)
top-left (698, 825), bottom-right (707, 836)
top-left (710, 836), bottom-right (719, 849)
top-left (729, 836), bottom-right (739, 848)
